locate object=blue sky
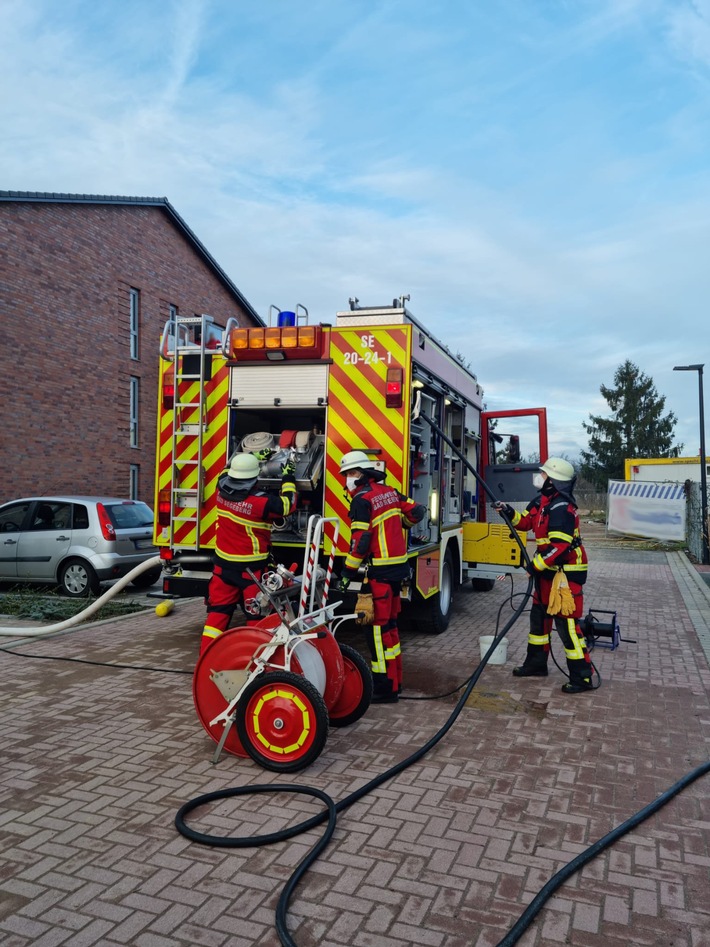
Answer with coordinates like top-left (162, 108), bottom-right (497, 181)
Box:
top-left (2, 0), bottom-right (710, 462)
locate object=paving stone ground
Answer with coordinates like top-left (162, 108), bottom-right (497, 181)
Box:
top-left (1, 532), bottom-right (709, 947)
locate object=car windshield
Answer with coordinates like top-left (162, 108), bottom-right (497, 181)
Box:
top-left (105, 501), bottom-right (155, 529)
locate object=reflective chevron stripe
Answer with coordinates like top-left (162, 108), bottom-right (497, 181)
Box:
top-left (324, 325), bottom-right (412, 554)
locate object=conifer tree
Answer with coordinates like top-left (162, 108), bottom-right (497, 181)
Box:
top-left (580, 360), bottom-right (682, 487)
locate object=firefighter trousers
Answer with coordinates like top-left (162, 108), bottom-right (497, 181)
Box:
top-left (364, 577), bottom-right (403, 698)
top-left (200, 564), bottom-right (262, 656)
top-left (524, 575), bottom-right (592, 686)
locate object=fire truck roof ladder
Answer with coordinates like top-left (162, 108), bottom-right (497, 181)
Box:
top-left (168, 313), bottom-right (214, 550)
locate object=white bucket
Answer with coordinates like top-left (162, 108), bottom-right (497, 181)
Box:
top-left (479, 635), bottom-right (508, 665)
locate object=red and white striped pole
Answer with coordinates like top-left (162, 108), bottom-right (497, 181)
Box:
top-left (299, 541), bottom-right (317, 617)
top-left (321, 529), bottom-right (336, 609)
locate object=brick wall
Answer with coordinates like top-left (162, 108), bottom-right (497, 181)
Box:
top-left (0, 201), bottom-right (258, 506)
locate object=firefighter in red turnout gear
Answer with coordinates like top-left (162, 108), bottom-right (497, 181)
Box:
top-left (495, 457), bottom-right (593, 694)
top-left (199, 452), bottom-right (297, 655)
top-left (338, 450), bottom-right (426, 703)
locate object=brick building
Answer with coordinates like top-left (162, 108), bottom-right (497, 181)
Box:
top-left (0, 191), bottom-right (262, 507)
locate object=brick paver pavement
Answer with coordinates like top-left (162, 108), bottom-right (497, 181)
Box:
top-left (1, 539), bottom-right (709, 946)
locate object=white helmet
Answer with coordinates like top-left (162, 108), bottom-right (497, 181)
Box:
top-left (339, 449), bottom-right (375, 475)
top-left (227, 452), bottom-right (260, 480)
top-left (540, 457), bottom-right (575, 483)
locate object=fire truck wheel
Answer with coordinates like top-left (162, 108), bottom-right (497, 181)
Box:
top-left (328, 644), bottom-right (373, 728)
top-left (130, 566), bottom-right (162, 589)
top-left (236, 670), bottom-right (329, 772)
top-left (414, 548), bottom-right (454, 634)
top-left (471, 578), bottom-right (496, 592)
top-left (58, 558), bottom-right (101, 597)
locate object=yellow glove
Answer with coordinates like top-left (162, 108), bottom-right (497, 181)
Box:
top-left (547, 570), bottom-right (575, 616)
top-left (547, 572), bottom-right (562, 615)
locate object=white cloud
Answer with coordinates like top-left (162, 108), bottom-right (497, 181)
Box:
top-left (667, 0), bottom-right (710, 67)
top-left (1, 0), bottom-right (707, 459)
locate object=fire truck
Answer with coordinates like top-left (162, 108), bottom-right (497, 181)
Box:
top-left (153, 298), bottom-right (548, 633)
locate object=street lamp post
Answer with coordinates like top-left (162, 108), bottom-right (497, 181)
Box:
top-left (674, 364), bottom-right (709, 565)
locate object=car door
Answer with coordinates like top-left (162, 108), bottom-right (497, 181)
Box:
top-left (16, 501), bottom-right (73, 581)
top-left (0, 501), bottom-right (32, 579)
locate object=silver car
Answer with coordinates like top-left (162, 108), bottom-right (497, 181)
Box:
top-left (0, 496), bottom-right (161, 597)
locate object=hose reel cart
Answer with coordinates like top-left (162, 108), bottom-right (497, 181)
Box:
top-left (192, 516), bottom-right (373, 771)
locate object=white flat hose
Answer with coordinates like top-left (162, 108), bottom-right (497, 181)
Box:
top-left (0, 556), bottom-right (162, 638)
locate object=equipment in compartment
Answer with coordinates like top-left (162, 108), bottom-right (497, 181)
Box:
top-left (234, 427), bottom-right (325, 490)
top-left (226, 425), bottom-right (326, 540)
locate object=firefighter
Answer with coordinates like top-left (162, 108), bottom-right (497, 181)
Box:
top-left (338, 450), bottom-right (426, 703)
top-left (199, 451), bottom-right (297, 656)
top-left (495, 457), bottom-right (592, 694)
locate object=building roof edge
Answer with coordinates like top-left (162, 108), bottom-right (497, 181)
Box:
top-left (0, 190), bottom-right (265, 326)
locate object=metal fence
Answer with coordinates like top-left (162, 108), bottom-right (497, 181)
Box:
top-left (575, 492), bottom-right (608, 515)
top-left (685, 482), bottom-right (704, 562)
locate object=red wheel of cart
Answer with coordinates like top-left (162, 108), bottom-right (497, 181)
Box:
top-left (193, 626), bottom-right (276, 758)
top-left (193, 624), bottom-right (328, 760)
top-left (327, 644), bottom-right (373, 728)
top-left (308, 627), bottom-right (346, 712)
top-left (256, 612), bottom-right (347, 713)
top-left (235, 670), bottom-right (329, 772)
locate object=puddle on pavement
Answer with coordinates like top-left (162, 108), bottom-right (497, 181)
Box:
top-left (464, 690), bottom-right (548, 719)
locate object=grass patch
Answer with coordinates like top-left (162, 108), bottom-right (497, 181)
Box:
top-left (0, 587), bottom-right (151, 622)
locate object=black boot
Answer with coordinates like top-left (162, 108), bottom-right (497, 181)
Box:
top-left (512, 664), bottom-right (548, 677)
top-left (371, 672), bottom-right (398, 704)
top-left (561, 680), bottom-right (593, 694)
top-left (512, 644), bottom-right (548, 678)
top-left (563, 658), bottom-right (593, 693)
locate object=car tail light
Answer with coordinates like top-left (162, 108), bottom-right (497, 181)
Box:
top-left (96, 503), bottom-right (116, 540)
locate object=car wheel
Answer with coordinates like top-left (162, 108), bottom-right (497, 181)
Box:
top-left (131, 566), bottom-right (162, 589)
top-left (59, 558), bottom-right (101, 597)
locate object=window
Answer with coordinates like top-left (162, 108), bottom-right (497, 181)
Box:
top-left (0, 501), bottom-right (31, 532)
top-left (72, 505), bottom-right (90, 530)
top-left (130, 376), bottom-right (139, 447)
top-left (130, 288), bottom-right (140, 360)
top-left (105, 500), bottom-right (154, 529)
top-left (130, 464), bottom-right (139, 499)
top-left (169, 304), bottom-right (178, 322)
top-left (30, 501), bottom-right (72, 531)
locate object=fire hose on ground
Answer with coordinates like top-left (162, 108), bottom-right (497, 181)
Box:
top-left (3, 455), bottom-right (706, 941)
top-left (176, 417), bottom-right (709, 945)
top-left (176, 413), bottom-right (543, 944)
top-left (0, 556), bottom-right (164, 638)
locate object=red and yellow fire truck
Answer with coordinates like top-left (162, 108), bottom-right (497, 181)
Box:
top-left (153, 298), bottom-right (548, 633)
